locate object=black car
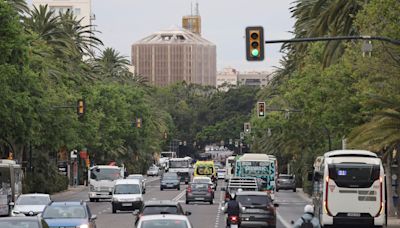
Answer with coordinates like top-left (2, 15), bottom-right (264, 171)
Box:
top-left (134, 200), bottom-right (191, 224)
top-left (0, 216), bottom-right (49, 228)
top-left (160, 172), bottom-right (180, 190)
top-left (235, 191), bottom-right (278, 228)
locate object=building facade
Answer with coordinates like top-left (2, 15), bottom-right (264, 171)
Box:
top-left (131, 28), bottom-right (216, 87)
top-left (32, 0), bottom-right (92, 26)
top-left (237, 71), bottom-right (273, 87)
top-left (216, 68), bottom-right (238, 91)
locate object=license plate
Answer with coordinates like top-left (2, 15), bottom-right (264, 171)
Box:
top-left (230, 225), bottom-right (238, 228)
top-left (195, 197), bottom-right (204, 200)
top-left (348, 213), bottom-right (360, 217)
top-left (122, 203), bottom-right (132, 206)
top-left (167, 185), bottom-right (173, 187)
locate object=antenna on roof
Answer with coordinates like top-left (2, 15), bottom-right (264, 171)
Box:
top-left (195, 2), bottom-right (200, 16)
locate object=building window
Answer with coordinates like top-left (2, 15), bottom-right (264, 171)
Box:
top-left (74, 8), bottom-right (81, 15)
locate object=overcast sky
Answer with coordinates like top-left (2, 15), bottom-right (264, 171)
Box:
top-left (29, 0), bottom-right (295, 71)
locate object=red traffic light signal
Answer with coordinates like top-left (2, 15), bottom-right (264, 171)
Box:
top-left (246, 26), bottom-right (264, 61)
top-left (257, 101), bottom-right (266, 118)
top-left (77, 99), bottom-right (85, 117)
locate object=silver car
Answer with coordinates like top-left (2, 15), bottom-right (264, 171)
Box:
top-left (136, 214), bottom-right (193, 228)
top-left (12, 193), bottom-right (51, 216)
top-left (276, 174), bottom-right (296, 192)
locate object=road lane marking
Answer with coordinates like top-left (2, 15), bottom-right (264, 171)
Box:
top-left (172, 190), bottom-right (186, 202)
top-left (277, 211), bottom-right (292, 228)
top-left (215, 190), bottom-right (224, 228)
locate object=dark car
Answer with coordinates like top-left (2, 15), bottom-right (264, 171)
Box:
top-left (42, 201), bottom-right (97, 228)
top-left (236, 191), bottom-right (278, 228)
top-left (160, 172), bottom-right (180, 190)
top-left (0, 216), bottom-right (49, 228)
top-left (134, 200), bottom-right (191, 224)
top-left (185, 182), bottom-right (214, 204)
top-left (276, 174), bottom-right (296, 192)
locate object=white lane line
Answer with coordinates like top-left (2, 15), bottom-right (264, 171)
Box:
top-left (277, 211), bottom-right (292, 228)
top-left (215, 190), bottom-right (224, 228)
top-left (172, 190), bottom-right (186, 202)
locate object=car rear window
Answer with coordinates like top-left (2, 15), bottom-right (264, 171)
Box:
top-left (142, 206), bottom-right (178, 215)
top-left (190, 183), bottom-right (208, 191)
top-left (141, 219), bottom-right (188, 228)
top-left (279, 175), bottom-right (293, 180)
top-left (236, 195), bottom-right (271, 206)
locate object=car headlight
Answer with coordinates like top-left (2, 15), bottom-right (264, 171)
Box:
top-left (78, 224), bottom-right (89, 228)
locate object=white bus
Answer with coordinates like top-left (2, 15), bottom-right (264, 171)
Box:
top-left (224, 156), bottom-right (236, 182)
top-left (88, 165), bottom-right (124, 202)
top-left (311, 150), bottom-right (386, 227)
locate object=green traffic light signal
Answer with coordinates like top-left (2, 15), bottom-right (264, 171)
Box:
top-left (251, 49), bottom-right (259, 57)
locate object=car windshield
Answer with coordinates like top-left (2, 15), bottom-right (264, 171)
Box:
top-left (236, 195), bottom-right (270, 206)
top-left (17, 196), bottom-right (50, 205)
top-left (90, 167), bottom-right (121, 181)
top-left (127, 175), bottom-right (143, 180)
top-left (143, 206), bottom-right (179, 215)
top-left (279, 175), bottom-right (293, 180)
top-left (0, 221), bottom-right (40, 228)
top-left (114, 184), bottom-right (140, 194)
top-left (163, 175), bottom-right (178, 180)
top-left (42, 205), bottom-right (86, 219)
top-left (141, 219), bottom-right (188, 228)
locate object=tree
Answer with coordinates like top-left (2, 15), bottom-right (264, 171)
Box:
top-left (93, 47), bottom-right (132, 82)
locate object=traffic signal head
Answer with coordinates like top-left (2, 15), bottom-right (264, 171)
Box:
top-left (246, 26), bottom-right (264, 61)
top-left (136, 118), bottom-right (142, 128)
top-left (244, 122), bottom-right (251, 134)
top-left (257, 101), bottom-right (266, 118)
top-left (77, 99), bottom-right (85, 118)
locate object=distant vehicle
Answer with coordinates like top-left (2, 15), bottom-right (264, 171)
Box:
top-left (235, 191), bottom-right (278, 228)
top-left (168, 157), bottom-right (192, 184)
top-left (12, 193), bottom-right (51, 216)
top-left (160, 173), bottom-right (180, 191)
top-left (310, 150), bottom-right (386, 227)
top-left (192, 176), bottom-right (215, 190)
top-left (42, 201), bottom-right (97, 228)
top-left (217, 168), bottom-right (226, 179)
top-left (111, 179), bottom-right (143, 213)
top-left (0, 159), bottom-right (23, 216)
top-left (146, 166), bottom-right (160, 176)
top-left (159, 152), bottom-right (177, 171)
top-left (134, 200), bottom-right (190, 224)
top-left (126, 174), bottom-right (146, 194)
top-left (223, 177), bottom-right (258, 202)
top-left (194, 160), bottom-right (217, 188)
top-left (186, 182), bottom-right (214, 204)
top-left (225, 156), bottom-right (236, 182)
top-left (198, 153), bottom-right (212, 161)
top-left (276, 174), bottom-right (296, 192)
top-left (88, 165), bottom-right (124, 202)
top-left (136, 214), bottom-right (193, 228)
top-left (0, 216), bottom-right (49, 228)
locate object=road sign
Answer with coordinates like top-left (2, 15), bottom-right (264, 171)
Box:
top-left (70, 150), bottom-right (78, 159)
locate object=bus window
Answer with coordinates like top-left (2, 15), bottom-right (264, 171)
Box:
top-left (328, 163), bottom-right (380, 188)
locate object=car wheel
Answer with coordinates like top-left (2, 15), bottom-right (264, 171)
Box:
top-left (293, 188), bottom-right (296, 192)
top-left (112, 206), bottom-right (116, 214)
top-left (210, 200), bottom-right (213, 205)
top-left (89, 198), bottom-right (95, 202)
top-left (177, 187), bottom-right (180, 191)
top-left (276, 188), bottom-right (279, 192)
top-left (186, 200), bottom-right (189, 204)
top-left (160, 187), bottom-right (163, 191)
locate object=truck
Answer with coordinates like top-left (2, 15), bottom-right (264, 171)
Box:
top-left (235, 153), bottom-right (276, 199)
top-left (158, 151), bottom-right (177, 171)
top-left (0, 159), bottom-right (23, 216)
top-left (88, 165), bottom-right (124, 202)
top-left (168, 157), bottom-right (191, 184)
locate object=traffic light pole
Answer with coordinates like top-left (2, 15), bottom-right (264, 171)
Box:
top-left (264, 35), bottom-right (400, 45)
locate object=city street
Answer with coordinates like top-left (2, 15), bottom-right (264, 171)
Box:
top-left (51, 178), bottom-right (309, 228)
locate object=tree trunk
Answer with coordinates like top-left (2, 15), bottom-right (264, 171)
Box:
top-left (385, 151), bottom-right (396, 216)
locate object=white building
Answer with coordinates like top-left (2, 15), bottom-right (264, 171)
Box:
top-left (32, 0), bottom-right (92, 26)
top-left (237, 71), bottom-right (274, 87)
top-left (216, 67), bottom-right (238, 91)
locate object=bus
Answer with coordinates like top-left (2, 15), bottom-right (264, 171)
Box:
top-left (311, 150), bottom-right (386, 227)
top-left (88, 165), bottom-right (124, 202)
top-left (224, 156), bottom-right (236, 182)
top-left (168, 157), bottom-right (191, 184)
top-left (235, 153), bottom-right (276, 199)
top-left (0, 160), bottom-right (23, 216)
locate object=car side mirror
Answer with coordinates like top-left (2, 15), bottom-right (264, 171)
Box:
top-left (273, 203), bottom-right (279, 208)
top-left (91, 215), bottom-right (97, 220)
top-left (185, 211), bottom-right (192, 216)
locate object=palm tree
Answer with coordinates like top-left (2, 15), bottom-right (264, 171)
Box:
top-left (5, 0), bottom-right (29, 15)
top-left (94, 47), bottom-right (132, 81)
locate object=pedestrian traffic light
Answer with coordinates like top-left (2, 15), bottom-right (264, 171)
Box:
top-left (136, 118), bottom-right (142, 128)
top-left (246, 26), bottom-right (264, 61)
top-left (77, 99), bottom-right (85, 117)
top-left (257, 101), bottom-right (266, 118)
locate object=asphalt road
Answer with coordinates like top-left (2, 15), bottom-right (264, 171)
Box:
top-left (51, 177), bottom-right (308, 228)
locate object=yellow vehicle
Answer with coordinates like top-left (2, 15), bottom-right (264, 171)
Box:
top-left (194, 161), bottom-right (216, 178)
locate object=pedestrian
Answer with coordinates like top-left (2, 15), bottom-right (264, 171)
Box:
top-left (293, 204), bottom-right (321, 228)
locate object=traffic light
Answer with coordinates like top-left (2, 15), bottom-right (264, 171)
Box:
top-left (244, 122), bottom-right (251, 134)
top-left (246, 26), bottom-right (264, 61)
top-left (136, 118), bottom-right (142, 128)
top-left (257, 101), bottom-right (266, 118)
top-left (77, 99), bottom-right (85, 118)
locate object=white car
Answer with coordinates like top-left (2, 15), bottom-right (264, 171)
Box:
top-left (147, 166), bottom-right (160, 176)
top-left (217, 169), bottom-right (226, 179)
top-left (192, 176), bottom-right (215, 190)
top-left (136, 214), bottom-right (193, 228)
top-left (127, 174), bottom-right (146, 194)
top-left (112, 179), bottom-right (143, 213)
top-left (12, 193), bottom-right (51, 216)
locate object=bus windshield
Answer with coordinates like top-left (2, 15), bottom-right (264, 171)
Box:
top-left (328, 163), bottom-right (380, 188)
top-left (169, 161), bottom-right (189, 168)
top-left (90, 167), bottom-right (121, 181)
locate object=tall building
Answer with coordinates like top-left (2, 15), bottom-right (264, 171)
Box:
top-left (32, 0), bottom-right (92, 26)
top-left (182, 3), bottom-right (201, 35)
top-left (131, 27), bottom-right (216, 87)
top-left (217, 68), bottom-right (238, 91)
top-left (237, 71), bottom-right (274, 87)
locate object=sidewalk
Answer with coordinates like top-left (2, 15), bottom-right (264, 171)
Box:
top-left (388, 217), bottom-right (400, 227)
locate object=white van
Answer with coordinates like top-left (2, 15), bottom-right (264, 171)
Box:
top-left (311, 150), bottom-right (386, 227)
top-left (111, 179), bottom-right (143, 214)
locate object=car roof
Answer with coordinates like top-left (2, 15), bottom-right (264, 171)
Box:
top-left (115, 179), bottom-right (140, 184)
top-left (139, 214), bottom-right (190, 221)
top-left (144, 200), bottom-right (180, 206)
top-left (236, 191), bottom-right (269, 196)
top-left (19, 193), bottom-right (50, 197)
top-left (50, 201), bottom-right (85, 206)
